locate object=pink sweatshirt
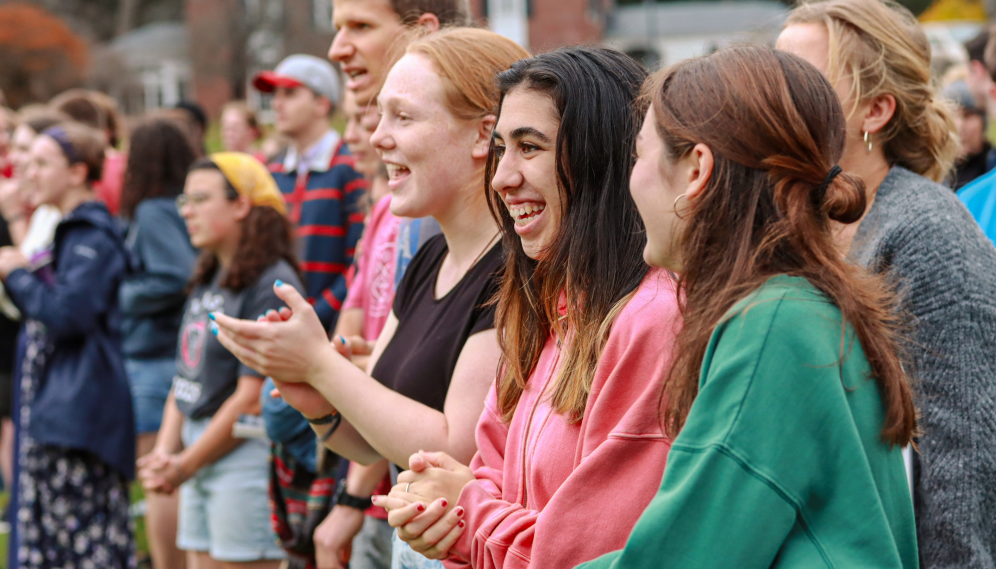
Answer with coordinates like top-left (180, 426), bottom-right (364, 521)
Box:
top-left (449, 269), bottom-right (681, 569)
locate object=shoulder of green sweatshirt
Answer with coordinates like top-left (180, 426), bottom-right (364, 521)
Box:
top-left (577, 275), bottom-right (917, 569)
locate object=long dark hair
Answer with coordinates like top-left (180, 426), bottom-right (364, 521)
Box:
top-left (120, 117), bottom-right (197, 219)
top-left (652, 45), bottom-right (916, 445)
top-left (485, 47), bottom-right (652, 423)
top-left (186, 160), bottom-right (301, 292)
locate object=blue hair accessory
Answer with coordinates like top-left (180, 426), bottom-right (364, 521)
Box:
top-left (41, 127), bottom-right (80, 165)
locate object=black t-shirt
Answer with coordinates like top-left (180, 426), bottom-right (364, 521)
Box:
top-left (371, 234), bottom-right (501, 414)
top-left (174, 259), bottom-right (303, 419)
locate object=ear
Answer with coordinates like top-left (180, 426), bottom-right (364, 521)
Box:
top-left (861, 93), bottom-right (897, 136)
top-left (416, 13), bottom-right (441, 33)
top-left (67, 162), bottom-right (89, 188)
top-left (233, 195), bottom-right (253, 221)
top-left (471, 115), bottom-right (497, 159)
top-left (684, 143), bottom-right (714, 201)
top-left (316, 95), bottom-right (334, 118)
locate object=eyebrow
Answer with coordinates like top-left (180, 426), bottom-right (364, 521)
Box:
top-left (495, 126), bottom-right (552, 144)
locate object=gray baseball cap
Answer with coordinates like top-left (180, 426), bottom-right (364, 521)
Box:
top-left (253, 54), bottom-right (342, 104)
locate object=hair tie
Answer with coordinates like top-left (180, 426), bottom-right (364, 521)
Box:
top-left (816, 165), bottom-right (842, 199)
top-left (41, 127), bottom-right (80, 165)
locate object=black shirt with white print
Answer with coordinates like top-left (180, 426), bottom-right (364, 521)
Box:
top-left (174, 259), bottom-right (303, 420)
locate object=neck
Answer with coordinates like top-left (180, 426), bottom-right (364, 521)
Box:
top-left (435, 176), bottom-right (499, 264)
top-left (57, 185), bottom-right (95, 215)
top-left (840, 140), bottom-right (891, 214)
top-left (213, 228), bottom-right (243, 273)
top-left (292, 121), bottom-right (331, 156)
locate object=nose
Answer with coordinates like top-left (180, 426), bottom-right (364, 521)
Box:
top-left (491, 151), bottom-right (523, 197)
top-left (328, 32), bottom-right (353, 63)
top-left (370, 115), bottom-right (392, 153)
top-left (344, 119), bottom-right (360, 145)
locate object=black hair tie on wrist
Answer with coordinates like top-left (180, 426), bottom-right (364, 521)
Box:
top-left (816, 165), bottom-right (842, 200)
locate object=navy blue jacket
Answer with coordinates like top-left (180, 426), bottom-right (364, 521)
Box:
top-left (6, 201), bottom-right (136, 479)
top-left (121, 197), bottom-right (197, 359)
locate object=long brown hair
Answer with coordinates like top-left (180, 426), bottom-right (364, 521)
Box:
top-left (486, 47), bottom-right (651, 423)
top-left (653, 46), bottom-right (917, 446)
top-left (187, 161), bottom-right (301, 292)
top-left (787, 0), bottom-right (958, 183)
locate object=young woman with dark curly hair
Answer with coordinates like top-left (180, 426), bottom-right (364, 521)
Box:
top-left (138, 153), bottom-right (304, 569)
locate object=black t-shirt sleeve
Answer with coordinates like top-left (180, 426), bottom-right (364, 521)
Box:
top-left (236, 261), bottom-right (305, 378)
top-left (467, 268), bottom-right (500, 337)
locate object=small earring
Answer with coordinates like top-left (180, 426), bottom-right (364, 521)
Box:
top-left (863, 130), bottom-right (873, 153)
top-left (673, 192), bottom-right (689, 220)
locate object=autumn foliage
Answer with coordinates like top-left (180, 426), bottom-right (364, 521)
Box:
top-left (0, 3), bottom-right (89, 108)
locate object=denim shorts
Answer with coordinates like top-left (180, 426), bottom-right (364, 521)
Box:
top-left (177, 416), bottom-right (286, 562)
top-left (391, 530), bottom-right (445, 569)
top-left (125, 357), bottom-right (176, 434)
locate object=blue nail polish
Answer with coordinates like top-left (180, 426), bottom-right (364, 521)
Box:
top-left (208, 312), bottom-right (216, 321)
top-left (210, 322), bottom-right (219, 336)
top-left (340, 336), bottom-right (347, 345)
top-left (274, 279), bottom-right (284, 287)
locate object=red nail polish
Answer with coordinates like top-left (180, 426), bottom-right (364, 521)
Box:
top-left (416, 503), bottom-right (426, 512)
top-left (455, 507), bottom-right (465, 518)
top-left (458, 520), bottom-right (465, 528)
top-left (440, 499), bottom-right (448, 508)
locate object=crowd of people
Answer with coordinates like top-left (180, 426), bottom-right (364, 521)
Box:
top-left (0, 0), bottom-right (994, 568)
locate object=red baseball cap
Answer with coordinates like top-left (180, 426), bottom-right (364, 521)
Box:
top-left (252, 71), bottom-right (304, 93)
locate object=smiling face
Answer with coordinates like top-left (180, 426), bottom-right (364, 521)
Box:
top-left (329, 0), bottom-right (406, 105)
top-left (27, 135), bottom-right (86, 209)
top-left (630, 108), bottom-right (692, 272)
top-left (178, 169), bottom-right (250, 252)
top-left (370, 53), bottom-right (489, 220)
top-left (491, 88), bottom-right (563, 260)
top-left (9, 125), bottom-right (36, 179)
top-left (342, 91), bottom-right (382, 177)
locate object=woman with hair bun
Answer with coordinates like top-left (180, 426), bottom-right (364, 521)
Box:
top-left (577, 44), bottom-right (918, 568)
top-left (779, 2), bottom-right (996, 566)
top-left (0, 122), bottom-right (136, 568)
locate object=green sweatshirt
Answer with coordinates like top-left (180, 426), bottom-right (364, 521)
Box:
top-left (578, 276), bottom-right (917, 569)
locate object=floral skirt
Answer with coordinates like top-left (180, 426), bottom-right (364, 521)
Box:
top-left (17, 441), bottom-right (135, 569)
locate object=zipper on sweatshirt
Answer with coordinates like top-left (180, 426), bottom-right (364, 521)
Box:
top-left (519, 339), bottom-right (563, 510)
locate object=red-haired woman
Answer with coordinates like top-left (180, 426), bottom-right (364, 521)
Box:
top-left (573, 45), bottom-right (918, 568)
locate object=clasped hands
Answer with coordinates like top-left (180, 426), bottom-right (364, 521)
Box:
top-left (372, 451), bottom-right (476, 560)
top-left (137, 448), bottom-right (190, 495)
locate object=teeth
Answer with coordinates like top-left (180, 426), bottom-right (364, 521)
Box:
top-left (507, 203), bottom-right (545, 224)
top-left (385, 164), bottom-right (409, 179)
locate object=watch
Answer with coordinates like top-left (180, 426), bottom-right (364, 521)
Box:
top-left (334, 478), bottom-right (373, 511)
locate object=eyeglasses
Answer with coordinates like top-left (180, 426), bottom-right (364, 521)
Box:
top-left (175, 192), bottom-right (212, 210)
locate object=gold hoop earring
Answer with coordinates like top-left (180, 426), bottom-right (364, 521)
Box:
top-left (863, 130), bottom-right (873, 153)
top-left (673, 192), bottom-right (689, 220)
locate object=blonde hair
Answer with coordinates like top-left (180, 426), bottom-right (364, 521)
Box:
top-left (404, 28), bottom-right (530, 121)
top-left (787, 0), bottom-right (959, 182)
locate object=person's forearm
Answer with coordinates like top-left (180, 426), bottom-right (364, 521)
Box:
top-left (347, 459), bottom-right (390, 497)
top-left (155, 391), bottom-right (185, 454)
top-left (178, 377), bottom-right (261, 475)
top-left (314, 416), bottom-right (382, 465)
top-left (309, 351), bottom-right (456, 466)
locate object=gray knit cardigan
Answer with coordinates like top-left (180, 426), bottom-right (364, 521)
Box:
top-left (850, 166), bottom-right (996, 569)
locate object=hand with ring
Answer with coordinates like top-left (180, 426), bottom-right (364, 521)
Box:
top-left (371, 451), bottom-right (476, 559)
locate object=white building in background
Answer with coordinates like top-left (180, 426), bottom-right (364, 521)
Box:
top-left (488, 0), bottom-right (531, 50)
top-left (604, 0), bottom-right (789, 70)
top-left (107, 22), bottom-right (192, 113)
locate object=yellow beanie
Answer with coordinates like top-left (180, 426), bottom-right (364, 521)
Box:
top-left (210, 152), bottom-right (287, 215)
